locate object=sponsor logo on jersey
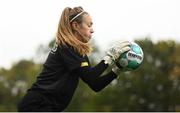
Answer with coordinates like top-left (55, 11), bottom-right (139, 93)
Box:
top-left (81, 62), bottom-right (89, 67)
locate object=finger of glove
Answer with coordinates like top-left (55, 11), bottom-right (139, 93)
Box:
top-left (116, 43), bottom-right (130, 51)
top-left (111, 41), bottom-right (129, 51)
top-left (106, 51), bottom-right (113, 57)
top-left (107, 50), bottom-right (117, 60)
top-left (115, 41), bottom-right (130, 46)
top-left (116, 41), bottom-right (130, 44)
top-left (117, 41), bottom-right (131, 48)
top-left (118, 46), bottom-right (131, 54)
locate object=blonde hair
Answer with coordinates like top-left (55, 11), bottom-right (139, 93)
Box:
top-left (56, 6), bottom-right (92, 56)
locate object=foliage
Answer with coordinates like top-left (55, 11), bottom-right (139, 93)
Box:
top-left (0, 60), bottom-right (41, 111)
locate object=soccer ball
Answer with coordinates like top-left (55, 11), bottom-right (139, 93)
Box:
top-left (115, 42), bottom-right (144, 71)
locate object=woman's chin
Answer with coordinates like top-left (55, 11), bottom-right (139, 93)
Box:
top-left (82, 37), bottom-right (91, 43)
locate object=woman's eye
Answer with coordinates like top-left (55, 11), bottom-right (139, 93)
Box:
top-left (88, 24), bottom-right (92, 27)
top-left (87, 22), bottom-right (93, 27)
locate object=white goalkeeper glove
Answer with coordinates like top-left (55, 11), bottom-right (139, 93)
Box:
top-left (103, 41), bottom-right (131, 75)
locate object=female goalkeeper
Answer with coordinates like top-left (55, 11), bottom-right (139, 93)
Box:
top-left (18, 6), bottom-right (130, 112)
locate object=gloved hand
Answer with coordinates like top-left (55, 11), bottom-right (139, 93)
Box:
top-left (103, 41), bottom-right (131, 75)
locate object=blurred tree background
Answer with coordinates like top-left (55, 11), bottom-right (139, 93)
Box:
top-left (0, 37), bottom-right (180, 111)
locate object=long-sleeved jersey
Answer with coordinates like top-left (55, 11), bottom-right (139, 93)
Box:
top-left (29, 43), bottom-right (117, 110)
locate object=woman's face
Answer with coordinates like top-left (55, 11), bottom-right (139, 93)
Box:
top-left (76, 14), bottom-right (94, 43)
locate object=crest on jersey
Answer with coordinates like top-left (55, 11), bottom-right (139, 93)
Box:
top-left (51, 43), bottom-right (58, 54)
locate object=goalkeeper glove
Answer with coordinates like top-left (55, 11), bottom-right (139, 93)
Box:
top-left (103, 41), bottom-right (131, 75)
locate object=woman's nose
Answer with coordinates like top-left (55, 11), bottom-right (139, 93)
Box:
top-left (91, 28), bottom-right (94, 34)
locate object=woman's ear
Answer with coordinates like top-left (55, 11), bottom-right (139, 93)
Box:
top-left (71, 21), bottom-right (80, 31)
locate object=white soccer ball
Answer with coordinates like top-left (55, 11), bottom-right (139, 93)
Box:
top-left (116, 42), bottom-right (144, 71)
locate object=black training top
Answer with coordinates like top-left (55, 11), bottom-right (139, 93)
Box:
top-left (29, 43), bottom-right (117, 110)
